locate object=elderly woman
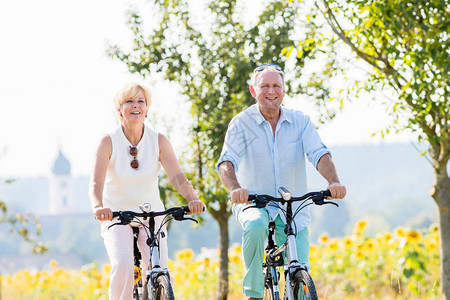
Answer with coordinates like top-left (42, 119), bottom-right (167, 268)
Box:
top-left (89, 82), bottom-right (204, 299)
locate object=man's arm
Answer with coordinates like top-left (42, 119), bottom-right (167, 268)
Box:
top-left (218, 161), bottom-right (250, 204)
top-left (316, 153), bottom-right (346, 199)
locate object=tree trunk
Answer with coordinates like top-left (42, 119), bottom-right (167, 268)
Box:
top-left (209, 200), bottom-right (233, 300)
top-left (217, 212), bottom-right (230, 300)
top-left (432, 171), bottom-right (450, 300)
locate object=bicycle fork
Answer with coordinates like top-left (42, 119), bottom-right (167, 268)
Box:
top-left (146, 227), bottom-right (171, 300)
top-left (265, 221), bottom-right (283, 300)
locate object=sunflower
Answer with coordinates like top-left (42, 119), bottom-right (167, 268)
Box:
top-left (406, 230), bottom-right (422, 243)
top-left (356, 219), bottom-right (369, 231)
top-left (382, 232), bottom-right (393, 242)
top-left (425, 239), bottom-right (438, 252)
top-left (342, 236), bottom-right (354, 249)
top-left (364, 238), bottom-right (378, 252)
top-left (319, 234), bottom-right (330, 244)
top-left (354, 250), bottom-right (365, 259)
top-left (49, 259), bottom-right (58, 269)
top-left (232, 244), bottom-right (242, 255)
top-left (176, 248), bottom-right (195, 261)
top-left (102, 264), bottom-right (112, 274)
top-left (429, 224), bottom-right (439, 234)
top-left (327, 239), bottom-right (339, 251)
top-left (395, 227), bottom-right (406, 237)
top-left (229, 255), bottom-right (241, 264)
top-left (353, 220), bottom-right (369, 237)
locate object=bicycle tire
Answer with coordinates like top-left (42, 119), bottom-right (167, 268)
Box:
top-left (133, 265), bottom-right (143, 300)
top-left (133, 285), bottom-right (141, 300)
top-left (290, 269), bottom-right (317, 300)
top-left (153, 274), bottom-right (175, 300)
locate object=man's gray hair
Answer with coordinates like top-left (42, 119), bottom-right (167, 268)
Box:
top-left (250, 65), bottom-right (285, 87)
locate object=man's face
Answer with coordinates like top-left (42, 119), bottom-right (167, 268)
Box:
top-left (250, 71), bottom-right (285, 117)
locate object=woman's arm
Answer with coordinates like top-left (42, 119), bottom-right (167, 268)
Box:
top-left (158, 133), bottom-right (204, 214)
top-left (89, 135), bottom-right (113, 220)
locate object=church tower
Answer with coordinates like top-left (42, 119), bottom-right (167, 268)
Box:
top-left (49, 149), bottom-right (74, 214)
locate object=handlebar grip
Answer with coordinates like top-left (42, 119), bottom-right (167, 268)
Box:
top-left (182, 206), bottom-right (206, 213)
top-left (323, 190), bottom-right (332, 197)
top-left (248, 195), bottom-right (257, 201)
top-left (112, 212), bottom-right (120, 217)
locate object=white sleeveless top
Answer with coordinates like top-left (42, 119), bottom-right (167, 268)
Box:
top-left (103, 125), bottom-right (164, 212)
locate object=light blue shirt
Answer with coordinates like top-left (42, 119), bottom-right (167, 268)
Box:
top-left (216, 104), bottom-right (330, 232)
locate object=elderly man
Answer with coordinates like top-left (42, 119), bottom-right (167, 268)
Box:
top-left (216, 64), bottom-right (346, 300)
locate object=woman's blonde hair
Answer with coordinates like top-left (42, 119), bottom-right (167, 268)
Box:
top-left (113, 82), bottom-right (152, 114)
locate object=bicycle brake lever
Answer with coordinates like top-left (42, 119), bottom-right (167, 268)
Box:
top-left (314, 199), bottom-right (339, 207)
top-left (171, 209), bottom-right (199, 223)
top-left (181, 217), bottom-right (199, 223)
top-left (107, 218), bottom-right (133, 229)
top-left (243, 202), bottom-right (266, 211)
top-left (242, 205), bottom-right (254, 212)
top-left (173, 214), bottom-right (199, 223)
top-left (107, 223), bottom-right (120, 230)
top-left (107, 212), bottom-right (133, 229)
top-left (243, 195), bottom-right (268, 211)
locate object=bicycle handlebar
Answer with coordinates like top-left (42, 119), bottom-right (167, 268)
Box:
top-left (111, 205), bottom-right (205, 227)
top-left (112, 206), bottom-right (190, 218)
top-left (248, 189), bottom-right (337, 207)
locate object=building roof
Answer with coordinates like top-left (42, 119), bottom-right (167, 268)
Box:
top-left (52, 149), bottom-right (71, 175)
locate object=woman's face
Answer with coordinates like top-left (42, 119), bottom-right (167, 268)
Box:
top-left (119, 90), bottom-right (148, 124)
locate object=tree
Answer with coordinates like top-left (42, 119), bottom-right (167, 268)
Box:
top-left (107, 0), bottom-right (337, 298)
top-left (0, 180), bottom-right (47, 254)
top-left (288, 0), bottom-right (449, 297)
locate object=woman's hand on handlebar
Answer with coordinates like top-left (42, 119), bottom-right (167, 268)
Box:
top-left (327, 182), bottom-right (346, 199)
top-left (188, 199), bottom-right (205, 214)
top-left (230, 188), bottom-right (251, 204)
top-left (94, 207), bottom-right (113, 221)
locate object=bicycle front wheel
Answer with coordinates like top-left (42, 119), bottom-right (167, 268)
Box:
top-left (291, 269), bottom-right (317, 300)
top-left (133, 265), bottom-right (143, 300)
top-left (264, 282), bottom-right (275, 300)
top-left (153, 274), bottom-right (175, 300)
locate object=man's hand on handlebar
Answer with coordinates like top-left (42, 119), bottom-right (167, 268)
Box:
top-left (327, 182), bottom-right (346, 200)
top-left (187, 199), bottom-right (206, 214)
top-left (230, 188), bottom-right (251, 204)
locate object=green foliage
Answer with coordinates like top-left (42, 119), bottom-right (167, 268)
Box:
top-left (0, 193), bottom-right (47, 254)
top-left (107, 1), bottom-right (346, 296)
top-left (1, 223), bottom-right (442, 299)
top-left (290, 0), bottom-right (449, 296)
top-left (107, 0), bottom-right (341, 216)
top-left (298, 0), bottom-right (449, 170)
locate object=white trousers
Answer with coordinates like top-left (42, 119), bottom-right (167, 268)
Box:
top-left (100, 217), bottom-right (168, 300)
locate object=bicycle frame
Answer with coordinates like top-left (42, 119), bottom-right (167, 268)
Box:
top-left (264, 200), bottom-right (308, 300)
top-left (145, 217), bottom-right (171, 298)
top-left (111, 205), bottom-right (199, 300)
top-left (248, 188), bottom-right (336, 300)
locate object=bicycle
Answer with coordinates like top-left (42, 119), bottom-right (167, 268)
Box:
top-left (245, 187), bottom-right (339, 300)
top-left (109, 203), bottom-right (200, 300)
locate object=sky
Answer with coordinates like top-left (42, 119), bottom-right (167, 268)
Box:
top-left (0, 0), bottom-right (415, 178)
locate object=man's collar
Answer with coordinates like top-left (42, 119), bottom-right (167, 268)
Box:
top-left (246, 104), bottom-right (266, 125)
top-left (279, 107), bottom-right (293, 124)
top-left (248, 104), bottom-right (293, 125)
